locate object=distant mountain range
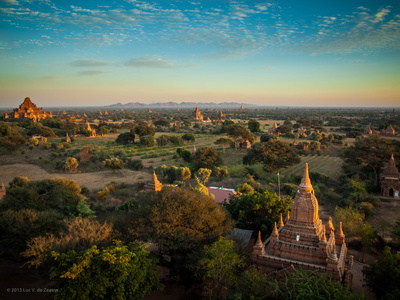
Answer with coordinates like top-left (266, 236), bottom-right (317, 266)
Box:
top-left (106, 102), bottom-right (259, 109)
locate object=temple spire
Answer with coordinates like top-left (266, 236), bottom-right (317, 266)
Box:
top-left (255, 231), bottom-right (263, 248)
top-left (336, 222), bottom-right (345, 238)
top-left (271, 222), bottom-right (279, 241)
top-left (285, 211), bottom-right (290, 223)
top-left (321, 226), bottom-right (327, 244)
top-left (299, 163), bottom-right (313, 193)
top-left (252, 231), bottom-right (265, 256)
top-left (279, 213), bottom-right (284, 228)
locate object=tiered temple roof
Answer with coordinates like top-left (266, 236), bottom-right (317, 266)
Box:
top-left (11, 97), bottom-right (52, 122)
top-left (251, 164), bottom-right (353, 285)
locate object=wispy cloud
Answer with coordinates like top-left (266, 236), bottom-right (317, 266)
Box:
top-left (70, 59), bottom-right (113, 67)
top-left (299, 6), bottom-right (400, 55)
top-left (77, 70), bottom-right (110, 76)
top-left (0, 0), bottom-right (20, 6)
top-left (125, 56), bottom-right (175, 68)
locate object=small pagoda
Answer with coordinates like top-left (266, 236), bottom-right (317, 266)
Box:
top-left (252, 164), bottom-right (353, 285)
top-left (143, 172), bottom-right (162, 192)
top-left (380, 155), bottom-right (400, 198)
top-left (268, 122), bottom-right (278, 135)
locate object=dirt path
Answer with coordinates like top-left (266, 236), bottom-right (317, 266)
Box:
top-left (0, 164), bottom-right (151, 190)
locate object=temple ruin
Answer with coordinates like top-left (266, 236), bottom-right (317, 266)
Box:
top-left (380, 154), bottom-right (400, 198)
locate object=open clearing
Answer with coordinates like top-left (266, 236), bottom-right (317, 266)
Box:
top-left (281, 155), bottom-right (343, 178)
top-left (0, 163), bottom-right (151, 191)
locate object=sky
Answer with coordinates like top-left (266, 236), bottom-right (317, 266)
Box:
top-left (0, 0), bottom-right (399, 108)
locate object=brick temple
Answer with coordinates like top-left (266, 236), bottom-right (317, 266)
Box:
top-left (5, 97), bottom-right (52, 122)
top-left (380, 154), bottom-right (400, 198)
top-left (192, 107), bottom-right (204, 122)
top-left (252, 164), bottom-right (353, 285)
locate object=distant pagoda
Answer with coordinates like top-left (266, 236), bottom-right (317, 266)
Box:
top-left (143, 172), bottom-right (162, 192)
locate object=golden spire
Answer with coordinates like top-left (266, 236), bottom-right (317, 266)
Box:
top-left (272, 222), bottom-right (279, 237)
top-left (336, 222), bottom-right (345, 237)
top-left (152, 171), bottom-right (158, 183)
top-left (279, 213), bottom-right (284, 228)
top-left (327, 217), bottom-right (335, 231)
top-left (321, 226), bottom-right (327, 243)
top-left (255, 231), bottom-right (263, 248)
top-left (299, 163), bottom-right (313, 193)
top-left (285, 211), bottom-right (290, 223)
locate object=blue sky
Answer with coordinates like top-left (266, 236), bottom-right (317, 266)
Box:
top-left (0, 0), bottom-right (399, 107)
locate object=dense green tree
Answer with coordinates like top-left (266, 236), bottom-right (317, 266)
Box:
top-left (225, 190), bottom-right (292, 233)
top-left (215, 137), bottom-right (234, 151)
top-left (260, 133), bottom-right (277, 143)
top-left (27, 124), bottom-right (56, 137)
top-left (0, 209), bottom-right (64, 255)
top-left (276, 124), bottom-right (292, 134)
top-left (248, 120), bottom-right (261, 133)
top-left (153, 118), bottom-right (170, 127)
top-left (197, 237), bottom-right (245, 299)
top-left (156, 135), bottom-right (169, 146)
top-left (0, 122), bottom-right (26, 151)
top-left (140, 135), bottom-right (155, 147)
top-left (243, 140), bottom-right (300, 173)
top-left (223, 124), bottom-right (255, 150)
top-left (135, 187), bottom-right (234, 252)
top-left (1, 178), bottom-right (93, 219)
top-left (135, 124), bottom-right (155, 137)
top-left (49, 241), bottom-right (162, 300)
top-left (363, 246), bottom-right (400, 299)
top-left (192, 146), bottom-right (222, 170)
top-left (115, 131), bottom-right (135, 144)
top-left (234, 266), bottom-right (269, 300)
top-left (182, 133), bottom-right (195, 143)
top-left (343, 135), bottom-right (395, 184)
top-left (125, 159), bottom-right (144, 171)
top-left (391, 219), bottom-right (400, 244)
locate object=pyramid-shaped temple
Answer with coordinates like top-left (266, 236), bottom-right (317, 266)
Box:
top-left (252, 164), bottom-right (353, 285)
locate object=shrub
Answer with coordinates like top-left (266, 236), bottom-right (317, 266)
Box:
top-left (126, 159), bottom-right (144, 171)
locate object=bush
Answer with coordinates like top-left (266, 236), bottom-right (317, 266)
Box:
top-left (126, 159), bottom-right (144, 171)
top-left (140, 135), bottom-right (155, 147)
